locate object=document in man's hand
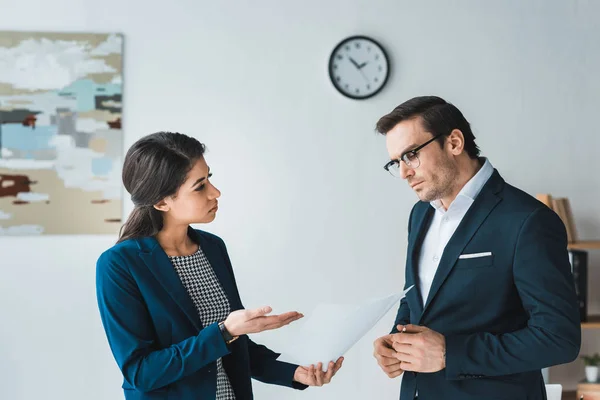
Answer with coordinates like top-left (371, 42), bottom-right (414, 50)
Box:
top-left (279, 285), bottom-right (414, 367)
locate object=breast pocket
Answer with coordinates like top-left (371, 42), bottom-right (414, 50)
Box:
top-left (454, 253), bottom-right (494, 269)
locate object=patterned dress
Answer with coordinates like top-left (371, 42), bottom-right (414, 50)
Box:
top-left (169, 247), bottom-right (236, 400)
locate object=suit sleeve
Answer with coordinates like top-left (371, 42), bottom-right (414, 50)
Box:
top-left (214, 236), bottom-right (307, 390)
top-left (96, 250), bottom-right (230, 392)
top-left (391, 297), bottom-right (411, 334)
top-left (391, 203), bottom-right (417, 333)
top-left (444, 206), bottom-right (581, 379)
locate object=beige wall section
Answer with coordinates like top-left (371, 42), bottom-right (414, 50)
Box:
top-left (0, 31), bottom-right (110, 47)
top-left (78, 110), bottom-right (122, 121)
top-left (0, 168), bottom-right (121, 234)
top-left (0, 82), bottom-right (46, 96)
top-left (0, 31), bottom-right (123, 87)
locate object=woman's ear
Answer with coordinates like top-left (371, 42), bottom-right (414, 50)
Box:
top-left (153, 198), bottom-right (170, 213)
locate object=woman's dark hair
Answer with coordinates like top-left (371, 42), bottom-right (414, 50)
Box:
top-left (117, 131), bottom-right (206, 243)
top-left (375, 96), bottom-right (480, 159)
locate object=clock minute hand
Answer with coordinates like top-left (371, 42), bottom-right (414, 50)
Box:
top-left (348, 57), bottom-right (369, 83)
top-left (358, 68), bottom-right (369, 83)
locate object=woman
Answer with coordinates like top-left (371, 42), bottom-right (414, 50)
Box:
top-left (96, 132), bottom-right (343, 399)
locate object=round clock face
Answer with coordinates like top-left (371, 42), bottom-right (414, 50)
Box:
top-left (328, 36), bottom-right (390, 100)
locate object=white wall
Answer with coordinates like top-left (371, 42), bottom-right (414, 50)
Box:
top-left (1, 0), bottom-right (599, 399)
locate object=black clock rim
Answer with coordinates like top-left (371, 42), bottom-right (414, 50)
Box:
top-left (328, 35), bottom-right (390, 100)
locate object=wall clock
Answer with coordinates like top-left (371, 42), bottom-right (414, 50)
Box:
top-left (328, 35), bottom-right (390, 100)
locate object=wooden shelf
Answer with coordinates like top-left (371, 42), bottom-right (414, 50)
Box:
top-left (568, 241), bottom-right (600, 250)
top-left (562, 390), bottom-right (576, 400)
top-left (582, 315), bottom-right (600, 329)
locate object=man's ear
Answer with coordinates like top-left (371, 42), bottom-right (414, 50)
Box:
top-left (447, 129), bottom-right (465, 155)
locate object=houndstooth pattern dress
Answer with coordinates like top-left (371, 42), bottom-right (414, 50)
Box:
top-left (169, 247), bottom-right (236, 400)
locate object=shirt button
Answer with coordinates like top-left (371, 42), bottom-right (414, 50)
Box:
top-left (433, 255), bottom-right (439, 262)
top-left (443, 216), bottom-right (449, 222)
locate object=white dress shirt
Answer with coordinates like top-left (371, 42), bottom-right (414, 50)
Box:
top-left (417, 158), bottom-right (494, 305)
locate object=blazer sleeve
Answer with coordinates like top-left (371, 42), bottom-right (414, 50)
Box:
top-left (96, 250), bottom-right (230, 392)
top-left (390, 297), bottom-right (411, 334)
top-left (214, 236), bottom-right (307, 390)
top-left (444, 206), bottom-right (581, 379)
top-left (390, 203), bottom-right (417, 333)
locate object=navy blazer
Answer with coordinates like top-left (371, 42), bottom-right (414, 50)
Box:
top-left (392, 170), bottom-right (581, 400)
top-left (96, 228), bottom-right (305, 400)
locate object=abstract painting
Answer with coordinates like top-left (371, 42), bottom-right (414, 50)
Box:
top-left (0, 31), bottom-right (123, 235)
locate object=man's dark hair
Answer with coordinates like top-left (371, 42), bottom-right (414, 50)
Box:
top-left (376, 96), bottom-right (480, 159)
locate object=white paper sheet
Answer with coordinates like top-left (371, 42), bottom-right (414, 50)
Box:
top-left (279, 285), bottom-right (414, 367)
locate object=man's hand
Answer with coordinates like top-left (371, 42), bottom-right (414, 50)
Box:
top-left (392, 324), bottom-right (446, 373)
top-left (373, 334), bottom-right (404, 378)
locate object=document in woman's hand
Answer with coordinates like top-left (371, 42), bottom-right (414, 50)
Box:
top-left (279, 286), bottom-right (414, 367)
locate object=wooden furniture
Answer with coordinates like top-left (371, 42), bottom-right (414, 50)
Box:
top-left (568, 241), bottom-right (600, 251)
top-left (559, 241), bottom-right (600, 398)
top-left (581, 315), bottom-right (600, 329)
top-left (562, 390), bottom-right (576, 399)
top-left (577, 382), bottom-right (600, 399)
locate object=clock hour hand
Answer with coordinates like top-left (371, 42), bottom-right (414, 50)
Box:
top-left (349, 56), bottom-right (369, 83)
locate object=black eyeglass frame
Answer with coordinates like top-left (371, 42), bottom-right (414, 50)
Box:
top-left (383, 133), bottom-right (445, 173)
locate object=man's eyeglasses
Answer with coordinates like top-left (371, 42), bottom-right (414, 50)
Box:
top-left (383, 133), bottom-right (444, 177)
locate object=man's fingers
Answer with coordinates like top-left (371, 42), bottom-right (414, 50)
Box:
top-left (378, 355), bottom-right (401, 367)
top-left (387, 368), bottom-right (404, 378)
top-left (384, 363), bottom-right (404, 375)
top-left (390, 332), bottom-right (408, 342)
top-left (395, 352), bottom-right (418, 365)
top-left (400, 361), bottom-right (417, 372)
top-left (374, 344), bottom-right (397, 358)
top-left (393, 332), bottom-right (423, 346)
top-left (392, 341), bottom-right (413, 354)
top-left (403, 324), bottom-right (427, 333)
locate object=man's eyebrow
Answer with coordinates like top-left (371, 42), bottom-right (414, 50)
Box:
top-left (399, 143), bottom-right (419, 157)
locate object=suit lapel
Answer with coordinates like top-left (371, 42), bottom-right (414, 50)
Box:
top-left (137, 235), bottom-right (203, 330)
top-left (407, 204), bottom-right (434, 317)
top-left (419, 171), bottom-right (504, 321)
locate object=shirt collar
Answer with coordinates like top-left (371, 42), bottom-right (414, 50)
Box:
top-left (430, 158), bottom-right (494, 212)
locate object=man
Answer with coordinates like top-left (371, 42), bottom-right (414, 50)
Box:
top-left (372, 96), bottom-right (581, 400)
